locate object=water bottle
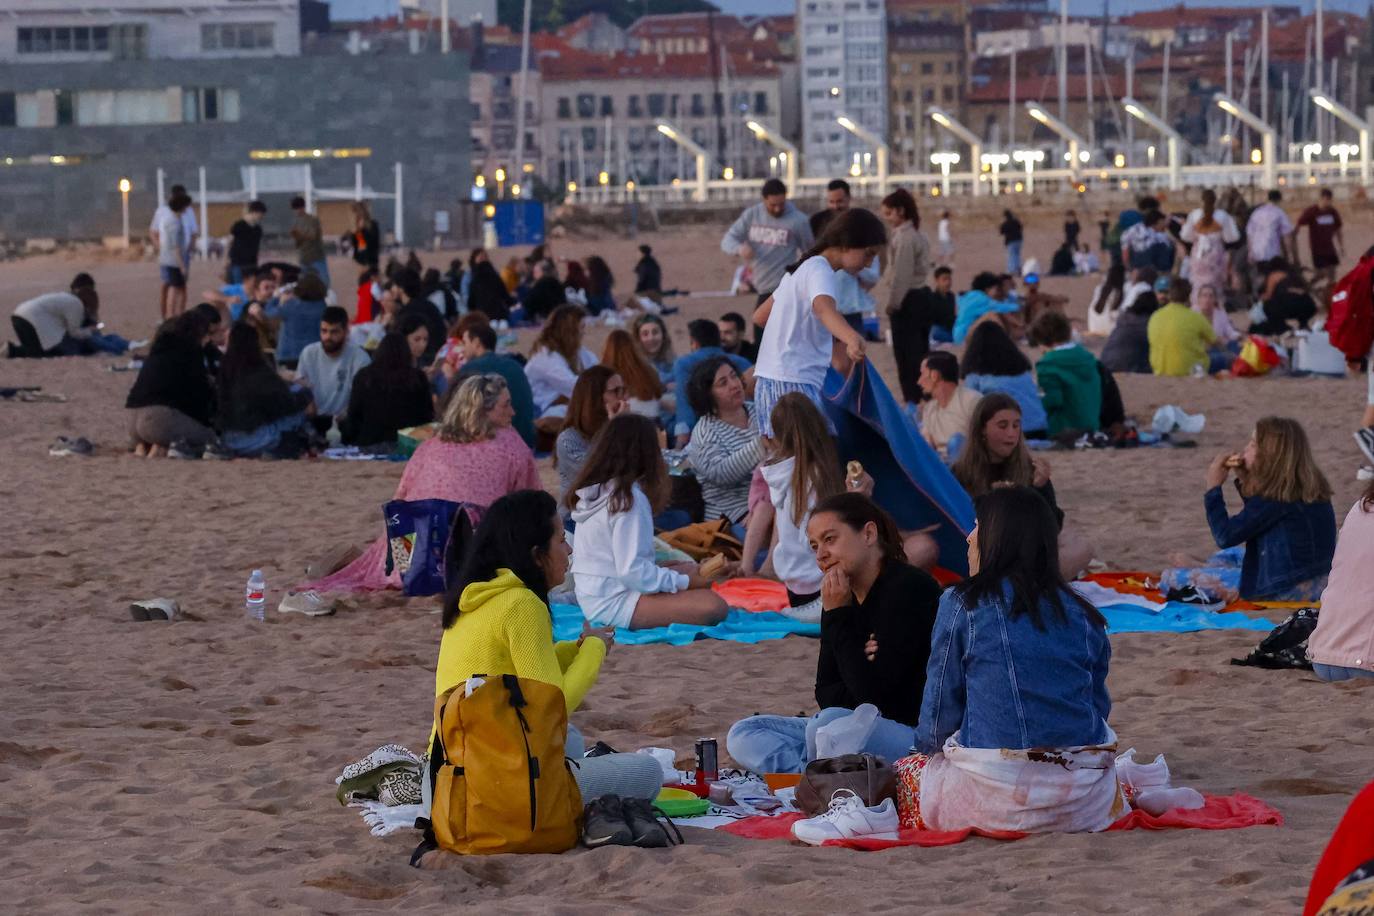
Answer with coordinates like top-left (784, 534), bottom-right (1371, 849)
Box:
top-left (245, 569), bottom-right (266, 621)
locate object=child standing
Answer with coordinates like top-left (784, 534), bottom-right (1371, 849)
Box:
top-left (751, 209), bottom-right (887, 436)
top-left (1029, 310), bottom-right (1103, 439)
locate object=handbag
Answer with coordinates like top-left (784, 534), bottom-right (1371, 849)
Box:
top-left (794, 753), bottom-right (898, 816)
top-left (657, 518), bottom-right (742, 562)
top-left (383, 499), bottom-right (476, 597)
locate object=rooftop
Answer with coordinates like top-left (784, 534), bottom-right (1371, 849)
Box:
top-left (538, 48), bottom-right (782, 82)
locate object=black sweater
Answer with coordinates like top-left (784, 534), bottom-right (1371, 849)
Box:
top-left (815, 562), bottom-right (943, 728)
top-left (125, 335), bottom-right (216, 427)
top-left (340, 366), bottom-right (434, 446)
top-left (218, 364), bottom-right (309, 432)
top-left (468, 263), bottom-right (514, 321)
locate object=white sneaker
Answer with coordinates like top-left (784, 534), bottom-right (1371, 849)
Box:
top-left (1358, 465), bottom-right (1374, 482)
top-left (778, 596), bottom-right (822, 624)
top-left (277, 589), bottom-right (336, 617)
top-left (791, 789), bottom-right (899, 845)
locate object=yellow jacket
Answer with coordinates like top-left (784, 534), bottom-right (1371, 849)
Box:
top-left (435, 569), bottom-right (606, 718)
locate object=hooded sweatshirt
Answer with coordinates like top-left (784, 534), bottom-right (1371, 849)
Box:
top-left (720, 200), bottom-right (815, 296)
top-left (1035, 344), bottom-right (1103, 436)
top-left (761, 456), bottom-right (823, 597)
top-left (953, 289), bottom-right (1021, 344)
top-left (571, 481), bottom-right (689, 599)
top-left (435, 568), bottom-right (605, 716)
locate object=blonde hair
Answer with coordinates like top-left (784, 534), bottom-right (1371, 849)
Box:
top-left (439, 374), bottom-right (507, 444)
top-left (1245, 416), bottom-right (1332, 503)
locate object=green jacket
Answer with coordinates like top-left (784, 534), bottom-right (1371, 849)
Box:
top-left (1036, 345), bottom-right (1102, 436)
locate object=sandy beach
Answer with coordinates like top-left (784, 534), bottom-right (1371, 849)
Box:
top-left (2, 198), bottom-right (1372, 913)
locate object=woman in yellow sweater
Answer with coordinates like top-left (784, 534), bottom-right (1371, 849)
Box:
top-left (436, 489), bottom-right (663, 802)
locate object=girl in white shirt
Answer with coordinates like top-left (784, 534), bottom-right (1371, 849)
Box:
top-left (569, 414), bottom-right (735, 630)
top-left (524, 304), bottom-right (597, 416)
top-left (759, 393), bottom-right (845, 623)
top-left (752, 209), bottom-right (887, 436)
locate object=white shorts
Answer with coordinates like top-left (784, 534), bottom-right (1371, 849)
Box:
top-left (574, 574), bottom-right (644, 630)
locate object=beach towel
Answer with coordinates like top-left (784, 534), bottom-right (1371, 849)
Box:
top-left (550, 602), bottom-right (819, 646)
top-left (821, 360), bottom-right (975, 573)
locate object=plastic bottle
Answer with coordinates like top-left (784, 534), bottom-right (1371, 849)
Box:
top-left (245, 569), bottom-right (266, 621)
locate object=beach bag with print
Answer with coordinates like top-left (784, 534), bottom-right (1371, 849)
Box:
top-left (411, 675), bottom-right (582, 861)
top-left (383, 499), bottom-right (477, 597)
top-left (1231, 334), bottom-right (1283, 377)
top-left (1327, 255), bottom-right (1374, 361)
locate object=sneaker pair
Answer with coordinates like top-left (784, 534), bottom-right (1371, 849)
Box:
top-left (582, 795), bottom-right (683, 849)
top-left (168, 439), bottom-right (203, 460)
top-left (49, 436), bottom-right (94, 457)
top-left (1356, 428), bottom-right (1374, 468)
top-left (790, 789), bottom-right (899, 846)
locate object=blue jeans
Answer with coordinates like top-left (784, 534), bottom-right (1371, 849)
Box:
top-left (1313, 663), bottom-right (1374, 682)
top-left (1006, 240), bottom-right (1023, 275)
top-left (227, 264), bottom-right (245, 284)
top-left (301, 259), bottom-right (330, 289)
top-left (726, 707), bottom-right (917, 774)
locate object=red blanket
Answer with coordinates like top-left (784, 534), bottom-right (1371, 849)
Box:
top-left (719, 793), bottom-right (1282, 850)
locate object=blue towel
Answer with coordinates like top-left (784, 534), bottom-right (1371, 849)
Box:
top-left (551, 603), bottom-right (819, 646)
top-left (1098, 602), bottom-right (1273, 635)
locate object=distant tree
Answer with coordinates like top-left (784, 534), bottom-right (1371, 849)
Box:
top-left (498, 0), bottom-right (719, 32)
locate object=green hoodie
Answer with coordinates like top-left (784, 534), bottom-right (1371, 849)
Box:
top-left (1036, 344), bottom-right (1102, 436)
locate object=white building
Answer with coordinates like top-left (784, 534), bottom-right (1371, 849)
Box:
top-left (0, 0), bottom-right (302, 62)
top-left (798, 0), bottom-right (887, 178)
top-left (401, 0), bottom-right (497, 26)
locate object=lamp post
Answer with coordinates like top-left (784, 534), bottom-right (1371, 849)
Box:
top-left (928, 106), bottom-right (982, 197)
top-left (836, 113), bottom-right (889, 196)
top-left (1011, 149), bottom-right (1045, 194)
top-left (1024, 102), bottom-right (1088, 183)
top-left (656, 121), bottom-right (709, 203)
top-left (1302, 142), bottom-right (1324, 183)
top-left (494, 166), bottom-right (507, 200)
top-left (930, 151), bottom-right (960, 197)
top-left (1330, 143), bottom-right (1358, 179)
top-left (1310, 89), bottom-right (1371, 185)
top-left (1122, 96), bottom-right (1185, 190)
top-left (1213, 93), bottom-right (1276, 187)
top-left (118, 177), bottom-right (131, 249)
top-left (745, 119), bottom-right (799, 188)
top-left (980, 152), bottom-right (1010, 196)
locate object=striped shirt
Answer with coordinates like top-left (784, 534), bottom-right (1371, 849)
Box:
top-left (687, 404), bottom-right (760, 523)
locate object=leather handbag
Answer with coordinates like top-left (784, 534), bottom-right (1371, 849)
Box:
top-left (657, 518), bottom-right (743, 562)
top-left (794, 753), bottom-right (898, 816)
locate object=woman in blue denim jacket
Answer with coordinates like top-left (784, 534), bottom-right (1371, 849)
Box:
top-left (916, 485), bottom-right (1111, 755)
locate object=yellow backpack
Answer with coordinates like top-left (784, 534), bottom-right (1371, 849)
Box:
top-left (412, 674), bottom-right (582, 860)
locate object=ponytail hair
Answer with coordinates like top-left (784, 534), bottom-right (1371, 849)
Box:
top-left (810, 491), bottom-right (907, 566)
top-left (791, 207), bottom-right (888, 271)
top-left (880, 187), bottom-right (920, 229)
top-left (1201, 188), bottom-right (1217, 223)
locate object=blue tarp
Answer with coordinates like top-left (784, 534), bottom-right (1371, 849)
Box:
top-left (821, 359), bottom-right (976, 573)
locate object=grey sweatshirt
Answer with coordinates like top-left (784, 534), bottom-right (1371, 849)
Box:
top-left (720, 201), bottom-right (815, 296)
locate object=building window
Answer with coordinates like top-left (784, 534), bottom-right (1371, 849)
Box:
top-left (201, 22), bottom-right (275, 52)
top-left (944, 61), bottom-right (955, 74)
top-left (17, 26), bottom-right (111, 54)
top-left (903, 89), bottom-right (913, 103)
top-left (648, 94), bottom-right (666, 117)
top-left (754, 92), bottom-right (768, 114)
top-left (921, 62), bottom-right (934, 75)
top-left (628, 95), bottom-right (643, 117)
top-left (689, 94), bottom-right (704, 117)
top-left (112, 24), bottom-right (147, 60)
top-left (942, 86), bottom-right (954, 103)
top-left (557, 97), bottom-right (571, 119)
top-left (182, 88), bottom-right (241, 123)
top-left (922, 88), bottom-right (935, 103)
top-left (0, 93), bottom-right (14, 127)
top-left (55, 90), bottom-right (74, 126)
top-left (599, 96), bottom-right (613, 117)
top-left (582, 126), bottom-right (596, 150)
top-left (576, 94), bottom-right (595, 118)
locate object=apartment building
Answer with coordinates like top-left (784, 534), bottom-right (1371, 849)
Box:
top-left (887, 23), bottom-right (964, 171)
top-left (798, 0), bottom-right (888, 178)
top-left (469, 43), bottom-right (542, 183)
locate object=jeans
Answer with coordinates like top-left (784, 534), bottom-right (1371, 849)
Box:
top-left (1006, 240), bottom-right (1023, 275)
top-left (1313, 663), bottom-right (1374, 682)
top-left (726, 707), bottom-right (917, 774)
top-left (301, 259), bottom-right (331, 289)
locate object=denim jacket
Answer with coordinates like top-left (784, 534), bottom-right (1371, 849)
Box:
top-left (1204, 486), bottom-right (1337, 599)
top-left (915, 582), bottom-right (1112, 754)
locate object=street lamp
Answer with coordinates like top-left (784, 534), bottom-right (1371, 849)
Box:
top-left (836, 113), bottom-right (889, 195)
top-left (494, 166), bottom-right (507, 199)
top-left (1311, 90), bottom-right (1371, 185)
top-left (656, 121), bottom-right (709, 203)
top-left (118, 178), bottom-right (131, 248)
top-left (1213, 93), bottom-right (1276, 188)
top-left (1025, 102), bottom-right (1088, 182)
top-left (745, 119), bottom-right (799, 188)
top-left (930, 151), bottom-right (960, 197)
top-left (1331, 142), bottom-right (1359, 179)
top-left (928, 106), bottom-right (983, 197)
top-left (980, 152), bottom-right (1010, 196)
top-left (1122, 96), bottom-right (1185, 191)
top-left (1011, 149), bottom-right (1045, 194)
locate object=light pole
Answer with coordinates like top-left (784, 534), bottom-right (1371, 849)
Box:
top-left (836, 113), bottom-right (889, 196)
top-left (928, 106), bottom-right (982, 197)
top-left (1011, 149), bottom-right (1044, 194)
top-left (1310, 89), bottom-right (1371, 185)
top-left (1025, 102), bottom-right (1088, 183)
top-left (1214, 93), bottom-right (1276, 188)
top-left (656, 121), bottom-right (709, 203)
top-left (1302, 142), bottom-right (1323, 183)
top-left (981, 152), bottom-right (1010, 196)
top-left (1331, 142), bottom-right (1358, 179)
top-left (118, 177), bottom-right (131, 249)
top-left (930, 151), bottom-right (960, 197)
top-left (495, 166), bottom-right (507, 200)
top-left (745, 119), bottom-right (799, 188)
top-left (1122, 96), bottom-right (1185, 191)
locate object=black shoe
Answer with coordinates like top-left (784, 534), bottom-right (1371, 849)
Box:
top-left (625, 798), bottom-right (683, 848)
top-left (167, 439), bottom-right (203, 460)
top-left (202, 441), bottom-right (233, 461)
top-left (582, 795), bottom-right (634, 848)
top-left (583, 741), bottom-right (619, 759)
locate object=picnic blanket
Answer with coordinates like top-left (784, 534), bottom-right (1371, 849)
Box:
top-left (822, 360), bottom-right (975, 574)
top-left (720, 792), bottom-right (1282, 850)
top-left (551, 601), bottom-right (818, 646)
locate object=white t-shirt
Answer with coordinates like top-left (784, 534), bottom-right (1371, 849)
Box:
top-left (156, 210), bottom-right (185, 267)
top-left (150, 204), bottom-right (198, 244)
top-left (755, 255), bottom-right (839, 386)
top-left (938, 218), bottom-right (952, 244)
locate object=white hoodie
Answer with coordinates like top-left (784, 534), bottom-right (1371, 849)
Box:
top-left (760, 456), bottom-right (823, 596)
top-left (571, 481), bottom-right (688, 627)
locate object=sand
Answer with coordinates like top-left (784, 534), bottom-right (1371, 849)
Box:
top-left (2, 200), bottom-right (1373, 913)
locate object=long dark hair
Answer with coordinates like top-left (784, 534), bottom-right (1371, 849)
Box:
top-left (561, 364), bottom-right (618, 440)
top-left (954, 486), bottom-right (1103, 630)
top-left (442, 490), bottom-right (559, 629)
top-left (565, 413), bottom-right (669, 514)
top-left (218, 321), bottom-right (267, 389)
top-left (951, 393), bottom-right (1034, 498)
top-left (369, 332), bottom-right (420, 388)
top-left (809, 492), bottom-right (907, 566)
top-left (1094, 262), bottom-right (1127, 313)
top-left (960, 320), bottom-right (1031, 377)
top-left (880, 187), bottom-right (920, 229)
top-left (585, 256), bottom-right (613, 297)
top-left (794, 207), bottom-right (888, 267)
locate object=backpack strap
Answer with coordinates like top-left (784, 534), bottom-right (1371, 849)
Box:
top-left (504, 674), bottom-right (540, 832)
